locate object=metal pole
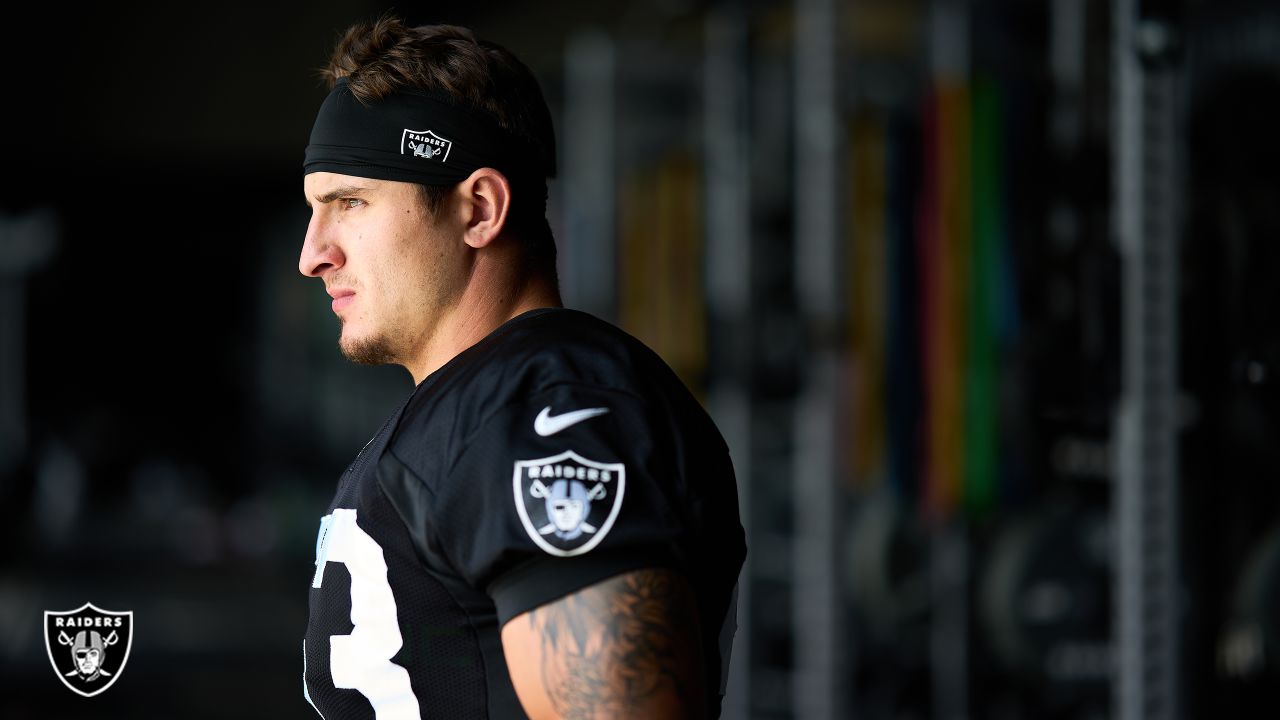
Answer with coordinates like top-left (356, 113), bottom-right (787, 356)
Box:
top-left (793, 0), bottom-right (843, 716)
top-left (705, 5), bottom-right (754, 717)
top-left (1112, 0), bottom-right (1182, 717)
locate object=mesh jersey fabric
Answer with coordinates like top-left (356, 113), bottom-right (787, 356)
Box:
top-left (303, 307), bottom-right (747, 719)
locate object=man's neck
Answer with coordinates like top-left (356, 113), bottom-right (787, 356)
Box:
top-left (404, 268), bottom-right (561, 385)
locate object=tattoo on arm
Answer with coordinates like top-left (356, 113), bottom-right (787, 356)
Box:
top-left (525, 568), bottom-right (703, 719)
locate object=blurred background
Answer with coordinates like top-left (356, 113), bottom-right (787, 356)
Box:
top-left (1, 0), bottom-right (1278, 717)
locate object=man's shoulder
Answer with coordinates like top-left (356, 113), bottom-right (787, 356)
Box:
top-left (387, 308), bottom-right (672, 471)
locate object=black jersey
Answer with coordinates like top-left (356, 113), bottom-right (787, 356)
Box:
top-left (302, 307), bottom-right (747, 719)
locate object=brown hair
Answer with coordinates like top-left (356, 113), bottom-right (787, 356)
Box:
top-left (321, 14), bottom-right (558, 279)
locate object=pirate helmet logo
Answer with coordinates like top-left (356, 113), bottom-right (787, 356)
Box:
top-left (44, 602), bottom-right (133, 697)
top-left (513, 450), bottom-right (625, 556)
top-left (70, 630), bottom-right (111, 679)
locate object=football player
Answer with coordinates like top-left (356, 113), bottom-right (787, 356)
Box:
top-left (298, 14), bottom-right (746, 719)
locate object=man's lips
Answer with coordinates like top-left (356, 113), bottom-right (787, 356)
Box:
top-left (328, 289), bottom-right (355, 313)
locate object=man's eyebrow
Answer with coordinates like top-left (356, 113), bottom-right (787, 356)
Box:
top-left (305, 184), bottom-right (371, 208)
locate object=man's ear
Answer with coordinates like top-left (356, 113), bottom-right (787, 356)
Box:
top-left (459, 168), bottom-right (512, 249)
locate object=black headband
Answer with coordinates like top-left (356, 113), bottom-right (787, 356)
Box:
top-left (303, 78), bottom-right (544, 187)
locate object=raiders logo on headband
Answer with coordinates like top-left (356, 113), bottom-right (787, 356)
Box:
top-left (44, 602), bottom-right (133, 697)
top-left (513, 450), bottom-right (625, 556)
top-left (402, 128), bottom-right (453, 163)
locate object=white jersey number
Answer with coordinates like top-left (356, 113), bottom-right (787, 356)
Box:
top-left (307, 509), bottom-right (421, 719)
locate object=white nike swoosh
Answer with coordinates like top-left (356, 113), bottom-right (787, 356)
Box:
top-left (534, 406), bottom-right (610, 436)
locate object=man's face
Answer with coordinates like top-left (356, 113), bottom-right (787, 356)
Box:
top-left (299, 172), bottom-right (469, 367)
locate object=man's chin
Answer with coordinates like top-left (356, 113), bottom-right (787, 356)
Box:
top-left (339, 333), bottom-right (397, 366)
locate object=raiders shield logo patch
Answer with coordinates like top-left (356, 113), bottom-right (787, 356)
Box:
top-left (44, 602), bottom-right (133, 697)
top-left (401, 128), bottom-right (453, 162)
top-left (513, 450), bottom-right (625, 556)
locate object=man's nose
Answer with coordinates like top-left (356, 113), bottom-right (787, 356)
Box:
top-left (299, 213), bottom-right (345, 278)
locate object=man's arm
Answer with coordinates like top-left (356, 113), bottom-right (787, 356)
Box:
top-left (501, 567), bottom-right (705, 720)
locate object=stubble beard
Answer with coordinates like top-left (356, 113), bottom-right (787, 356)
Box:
top-left (338, 321), bottom-right (400, 366)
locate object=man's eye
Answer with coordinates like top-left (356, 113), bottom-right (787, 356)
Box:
top-left (342, 198), bottom-right (365, 209)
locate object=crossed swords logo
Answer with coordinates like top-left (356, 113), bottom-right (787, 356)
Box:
top-left (514, 450), bottom-right (626, 557)
top-left (45, 603), bottom-right (133, 697)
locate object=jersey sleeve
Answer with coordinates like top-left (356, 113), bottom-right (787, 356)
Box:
top-left (432, 382), bottom-right (688, 626)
